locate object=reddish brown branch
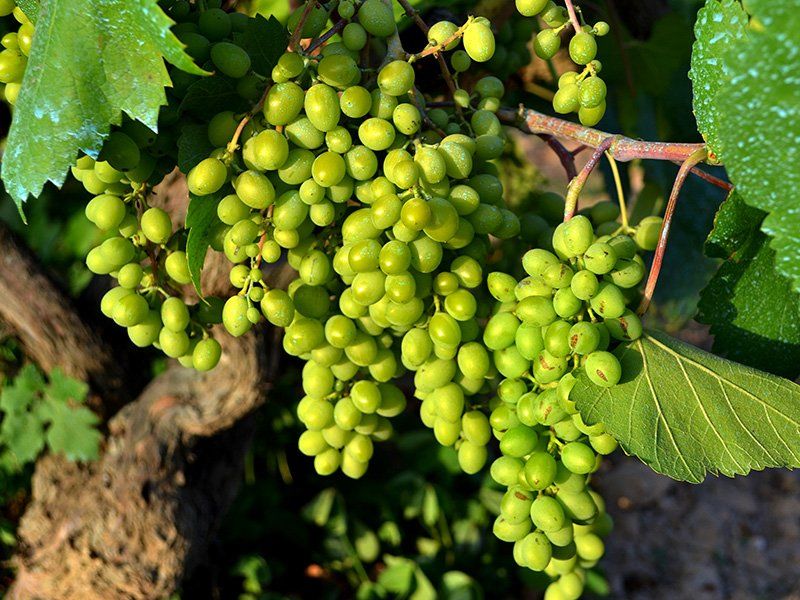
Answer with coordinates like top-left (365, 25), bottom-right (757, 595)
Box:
top-left (537, 133), bottom-right (578, 180)
top-left (564, 0), bottom-right (583, 33)
top-left (564, 136), bottom-right (616, 220)
top-left (638, 148), bottom-right (709, 315)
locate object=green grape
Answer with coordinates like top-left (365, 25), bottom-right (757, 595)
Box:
top-left (516, 0), bottom-right (548, 16)
top-left (117, 263), bottom-right (143, 289)
top-left (325, 315), bottom-right (357, 349)
top-left (342, 22), bottom-right (367, 51)
top-left (501, 486), bottom-right (534, 524)
top-left (100, 132), bottom-right (140, 171)
top-left (392, 104), bottom-right (421, 137)
top-left (127, 310), bottom-right (161, 348)
top-left (358, 117), bottom-right (396, 151)
top-left (516, 296), bottom-right (556, 326)
top-left (635, 216), bottom-right (663, 251)
top-left (428, 21), bottom-right (459, 51)
top-left (604, 310), bottom-right (642, 342)
top-left (198, 8), bottom-right (231, 41)
top-left (578, 101), bottom-right (606, 126)
top-left (112, 293), bottom-right (149, 327)
top-left (334, 397), bottom-right (362, 430)
top-left (318, 54), bottom-right (359, 89)
top-left (544, 320), bottom-right (572, 357)
top-left (141, 207), bottom-right (172, 244)
top-left (585, 350), bottom-right (621, 387)
top-left (608, 257), bottom-right (645, 288)
top-left (161, 297), bottom-right (190, 332)
top-left (463, 22), bottom-right (495, 63)
top-left (531, 495), bottom-right (566, 532)
top-left (99, 237), bottom-right (135, 269)
top-left (312, 151), bottom-right (346, 188)
top-left (187, 157), bottom-right (227, 196)
top-left (516, 532), bottom-right (552, 571)
top-left (217, 194), bottom-right (250, 226)
top-left (583, 242), bottom-right (617, 274)
top-left (451, 50), bottom-right (471, 72)
top-left (555, 489), bottom-right (597, 523)
top-left (560, 442), bottom-right (596, 475)
top-left (223, 296), bottom-right (251, 337)
top-left (534, 28), bottom-right (560, 60)
top-left (608, 233), bottom-right (637, 259)
top-left (340, 86), bottom-right (372, 118)
top-left (298, 430), bottom-right (328, 456)
top-left (514, 323), bottom-right (543, 361)
top-left (85, 194), bottom-right (126, 231)
top-left (524, 452), bottom-right (558, 490)
top-left (304, 83), bottom-right (341, 132)
top-left (433, 418), bottom-right (461, 446)
top-left (589, 282), bottom-right (626, 318)
top-left (192, 338), bottom-right (222, 371)
top-left (211, 41), bottom-right (251, 78)
top-left (568, 321), bottom-right (600, 355)
top-left (325, 127), bottom-right (352, 154)
top-left (493, 516), bottom-right (532, 543)
top-left (159, 328), bottom-right (191, 358)
top-left (265, 82), bottom-right (305, 126)
top-left (570, 269), bottom-right (599, 300)
top-left (357, 0), bottom-right (395, 37)
top-left (378, 60), bottom-right (415, 97)
top-left (491, 456), bottom-right (524, 486)
top-left (590, 432), bottom-right (618, 455)
top-left (344, 145), bottom-right (378, 181)
top-left (533, 349), bottom-right (568, 384)
top-left (579, 76), bottom-right (607, 109)
top-left (499, 425), bottom-right (538, 458)
top-left (552, 84), bottom-right (579, 114)
top-left (314, 448), bottom-right (341, 476)
top-left (458, 441), bottom-right (488, 474)
top-left (344, 433), bottom-right (374, 463)
top-left (251, 130), bottom-right (289, 171)
top-left (569, 32), bottom-right (597, 65)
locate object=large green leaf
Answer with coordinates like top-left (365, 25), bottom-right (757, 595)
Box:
top-left (688, 0), bottom-right (749, 158)
top-left (697, 192), bottom-right (800, 378)
top-left (572, 330), bottom-right (800, 483)
top-left (690, 0), bottom-right (800, 293)
top-left (185, 190), bottom-right (223, 296)
top-left (1, 0), bottom-right (204, 212)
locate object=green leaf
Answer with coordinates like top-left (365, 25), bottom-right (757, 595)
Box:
top-left (185, 190), bottom-right (223, 296)
top-left (177, 123), bottom-right (214, 173)
top-left (1, 0), bottom-right (204, 212)
top-left (46, 368), bottom-right (89, 405)
top-left (180, 75), bottom-right (248, 120)
top-left (697, 193), bottom-right (800, 378)
top-left (42, 399), bottom-right (101, 461)
top-left (1, 412), bottom-right (45, 465)
top-left (378, 555), bottom-right (416, 595)
top-left (0, 364), bottom-right (45, 413)
top-left (239, 14), bottom-right (288, 77)
top-left (690, 0), bottom-right (800, 293)
top-left (572, 330), bottom-right (800, 483)
top-left (688, 0), bottom-right (749, 157)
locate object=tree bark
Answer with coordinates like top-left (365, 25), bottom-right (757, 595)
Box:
top-left (0, 214), bottom-right (277, 598)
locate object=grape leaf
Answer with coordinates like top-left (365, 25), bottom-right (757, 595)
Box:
top-left (180, 75), bottom-right (248, 120)
top-left (690, 0), bottom-right (800, 293)
top-left (239, 14), bottom-right (287, 77)
top-left (177, 124), bottom-right (214, 174)
top-left (572, 330), bottom-right (800, 483)
top-left (42, 399), bottom-right (101, 461)
top-left (697, 192), bottom-right (800, 378)
top-left (688, 0), bottom-right (749, 158)
top-left (0, 364), bottom-right (44, 413)
top-left (186, 190), bottom-right (223, 296)
top-left (46, 367), bottom-right (89, 404)
top-left (0, 0), bottom-right (204, 213)
top-left (1, 412), bottom-right (45, 465)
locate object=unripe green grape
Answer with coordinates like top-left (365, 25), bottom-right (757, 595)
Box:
top-left (608, 257), bottom-right (645, 289)
top-left (499, 425), bottom-right (538, 458)
top-left (161, 297), bottom-right (190, 332)
top-left (544, 320), bottom-right (572, 358)
top-left (501, 486), bottom-right (535, 524)
top-left (251, 130), bottom-right (289, 171)
top-left (516, 296), bottom-right (557, 326)
top-left (342, 22), bottom-right (367, 51)
top-left (285, 116), bottom-right (325, 150)
top-left (585, 350), bottom-right (621, 387)
top-left (531, 495), bottom-right (566, 532)
top-left (604, 309), bottom-right (642, 342)
top-left (567, 321), bottom-right (599, 355)
top-left (222, 296), bottom-right (251, 337)
top-left (561, 442), bottom-right (596, 475)
top-left (314, 447), bottom-right (341, 476)
top-left (210, 41), bottom-right (251, 78)
top-left (589, 282), bottom-right (626, 318)
top-left (534, 28), bottom-right (561, 60)
top-left (463, 22), bottom-right (495, 62)
top-left (426, 20), bottom-right (458, 50)
top-left (379, 240), bottom-right (412, 275)
top-left (516, 0), bottom-right (548, 16)
top-left (458, 441), bottom-right (488, 474)
top-left (298, 430), bottom-right (328, 457)
top-left (487, 272), bottom-right (517, 303)
top-left (555, 488), bottom-right (597, 524)
top-left (85, 194), bottom-right (126, 231)
top-left (378, 60), bottom-right (415, 97)
top-left (311, 151), bottom-right (346, 188)
top-left (264, 82), bottom-right (305, 125)
top-left (408, 236), bottom-right (443, 274)
top-left (414, 357), bottom-right (456, 392)
top-left (533, 349), bottom-right (568, 384)
top-left (401, 327), bottom-right (433, 367)
top-left (100, 132), bottom-right (140, 171)
top-left (569, 32), bottom-right (597, 65)
top-left (517, 532), bottom-right (553, 571)
top-left (322, 423), bottom-right (353, 449)
top-left (158, 327), bottom-right (190, 358)
top-left (187, 157), bottom-right (227, 196)
top-left (344, 433), bottom-right (374, 463)
top-left (99, 237), bottom-right (136, 269)
top-left (357, 0), bottom-right (395, 37)
top-left (334, 397), bottom-right (362, 430)
top-left (358, 117), bottom-right (395, 151)
top-left (570, 269), bottom-right (599, 300)
top-left (553, 84), bottom-right (580, 114)
top-left (493, 515), bottom-right (532, 543)
top-left (127, 310), bottom-right (161, 347)
top-left (579, 76), bottom-right (607, 109)
top-left (113, 293), bottom-right (149, 327)
top-left (318, 54), bottom-right (360, 89)
top-left (525, 452), bottom-right (558, 490)
top-left (578, 101), bottom-right (606, 127)
top-left (514, 322), bottom-right (543, 361)
top-left (198, 8), bottom-right (231, 40)
top-left (450, 50), bottom-right (471, 73)
top-left (292, 285), bottom-right (330, 319)
top-left (583, 242), bottom-right (617, 274)
top-left (392, 104), bottom-right (421, 136)
top-left (431, 381), bottom-right (465, 422)
top-left (431, 417), bottom-right (459, 446)
top-left (276, 51), bottom-right (304, 79)
top-left (139, 207), bottom-right (171, 244)
top-left (192, 338), bottom-right (222, 371)
top-left (484, 311), bottom-right (520, 350)
top-left (491, 456), bottom-right (524, 486)
top-left (444, 289), bottom-right (477, 321)
top-left (299, 250), bottom-right (332, 286)
top-left (343, 145), bottom-right (378, 182)
top-left (325, 127), bottom-right (352, 154)
top-left (593, 21), bottom-right (610, 36)
top-left (390, 160), bottom-right (419, 189)
top-left (116, 263), bottom-right (143, 289)
top-left (376, 384), bottom-right (406, 417)
top-left (635, 215), bottom-right (663, 251)
top-left (340, 85), bottom-right (372, 119)
top-left (590, 432), bottom-right (618, 455)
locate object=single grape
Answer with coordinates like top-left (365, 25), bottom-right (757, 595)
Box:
top-left (463, 22), bottom-right (495, 63)
top-left (569, 32), bottom-right (597, 65)
top-left (585, 350), bottom-right (621, 387)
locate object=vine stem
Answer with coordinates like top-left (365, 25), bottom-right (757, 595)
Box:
top-left (287, 0), bottom-right (317, 51)
top-left (410, 18), bottom-right (473, 61)
top-left (637, 147), bottom-right (709, 315)
top-left (306, 17), bottom-right (346, 54)
top-left (564, 0), bottom-right (583, 33)
top-left (564, 136), bottom-right (616, 221)
top-left (605, 152), bottom-right (628, 229)
top-left (538, 134), bottom-right (578, 180)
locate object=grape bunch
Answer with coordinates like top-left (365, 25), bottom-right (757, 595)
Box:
top-left (0, 3), bottom-right (34, 105)
top-left (516, 0), bottom-right (610, 126)
top-left (482, 214), bottom-right (661, 599)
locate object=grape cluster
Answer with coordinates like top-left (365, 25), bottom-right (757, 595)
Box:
top-left (0, 3), bottom-right (33, 105)
top-left (516, 0), bottom-right (610, 126)
top-left (484, 214), bottom-right (660, 599)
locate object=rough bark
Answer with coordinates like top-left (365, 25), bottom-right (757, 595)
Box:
top-left (0, 210), bottom-right (277, 598)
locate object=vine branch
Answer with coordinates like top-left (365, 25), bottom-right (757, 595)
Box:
top-left (564, 0), bottom-right (583, 33)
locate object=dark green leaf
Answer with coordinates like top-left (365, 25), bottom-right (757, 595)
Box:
top-left (1, 412), bottom-right (45, 465)
top-left (240, 15), bottom-right (288, 77)
top-left (185, 190), bottom-right (223, 296)
top-left (177, 123), bottom-right (214, 173)
top-left (573, 330), bottom-right (800, 483)
top-left (0, 364), bottom-right (45, 413)
top-left (697, 193), bottom-right (800, 378)
top-left (180, 75), bottom-right (248, 119)
top-left (1, 0), bottom-right (204, 212)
